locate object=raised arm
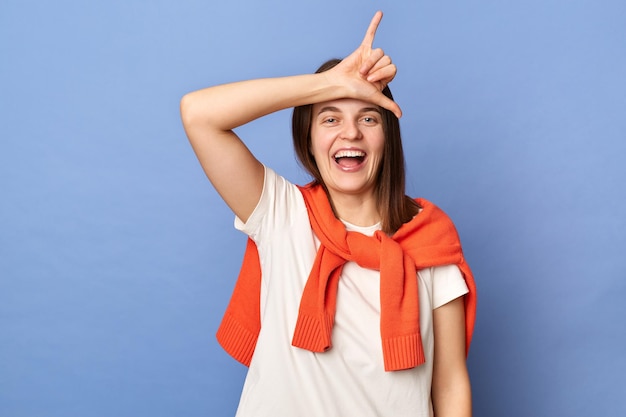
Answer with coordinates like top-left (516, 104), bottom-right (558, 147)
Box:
top-left (180, 11), bottom-right (400, 222)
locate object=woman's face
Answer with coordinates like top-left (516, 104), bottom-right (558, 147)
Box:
top-left (309, 98), bottom-right (385, 201)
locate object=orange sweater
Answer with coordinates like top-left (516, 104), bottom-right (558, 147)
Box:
top-left (217, 183), bottom-right (476, 372)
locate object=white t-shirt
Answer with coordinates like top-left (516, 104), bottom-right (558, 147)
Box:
top-left (233, 167), bottom-right (468, 417)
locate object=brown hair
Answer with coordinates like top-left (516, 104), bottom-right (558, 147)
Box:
top-left (292, 58), bottom-right (420, 234)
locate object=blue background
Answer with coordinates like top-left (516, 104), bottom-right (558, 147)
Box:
top-left (1, 1), bottom-right (625, 416)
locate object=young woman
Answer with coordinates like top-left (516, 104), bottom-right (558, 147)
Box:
top-left (181, 11), bottom-right (476, 417)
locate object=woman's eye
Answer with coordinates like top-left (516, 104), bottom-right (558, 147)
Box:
top-left (362, 116), bottom-right (377, 123)
top-left (323, 117), bottom-right (337, 123)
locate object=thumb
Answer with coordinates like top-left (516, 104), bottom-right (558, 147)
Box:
top-left (375, 92), bottom-right (402, 119)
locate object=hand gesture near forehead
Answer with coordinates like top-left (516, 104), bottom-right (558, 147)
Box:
top-left (182, 11), bottom-right (403, 223)
top-left (327, 11), bottom-right (402, 118)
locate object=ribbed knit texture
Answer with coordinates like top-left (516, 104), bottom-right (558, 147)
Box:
top-left (215, 238), bottom-right (261, 366)
top-left (216, 183), bottom-right (477, 371)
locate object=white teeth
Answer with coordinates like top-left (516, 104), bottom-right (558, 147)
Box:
top-left (334, 150), bottom-right (365, 158)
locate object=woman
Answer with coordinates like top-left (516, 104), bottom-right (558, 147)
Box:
top-left (181, 11), bottom-right (476, 417)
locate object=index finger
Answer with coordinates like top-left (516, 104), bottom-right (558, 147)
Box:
top-left (361, 10), bottom-right (383, 47)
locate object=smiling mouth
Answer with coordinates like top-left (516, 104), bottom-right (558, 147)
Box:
top-left (334, 150), bottom-right (366, 168)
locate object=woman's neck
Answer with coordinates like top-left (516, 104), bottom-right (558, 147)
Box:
top-left (326, 189), bottom-right (381, 227)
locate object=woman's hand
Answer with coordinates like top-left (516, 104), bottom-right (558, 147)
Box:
top-left (326, 11), bottom-right (402, 118)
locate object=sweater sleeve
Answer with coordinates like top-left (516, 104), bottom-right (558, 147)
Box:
top-left (218, 167), bottom-right (309, 367)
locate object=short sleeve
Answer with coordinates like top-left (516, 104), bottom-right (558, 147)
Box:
top-left (234, 165), bottom-right (308, 243)
top-left (234, 165), bottom-right (270, 237)
top-left (432, 264), bottom-right (469, 309)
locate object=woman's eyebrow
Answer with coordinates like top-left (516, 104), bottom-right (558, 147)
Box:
top-left (317, 106), bottom-right (341, 115)
top-left (360, 107), bottom-right (382, 114)
top-left (316, 106), bottom-right (382, 115)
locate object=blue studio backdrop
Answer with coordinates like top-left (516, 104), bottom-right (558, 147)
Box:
top-left (1, 1), bottom-right (625, 416)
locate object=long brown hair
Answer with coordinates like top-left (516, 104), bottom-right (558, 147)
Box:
top-left (292, 59), bottom-right (420, 234)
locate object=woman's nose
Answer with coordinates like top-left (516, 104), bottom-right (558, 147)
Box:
top-left (339, 120), bottom-right (362, 140)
